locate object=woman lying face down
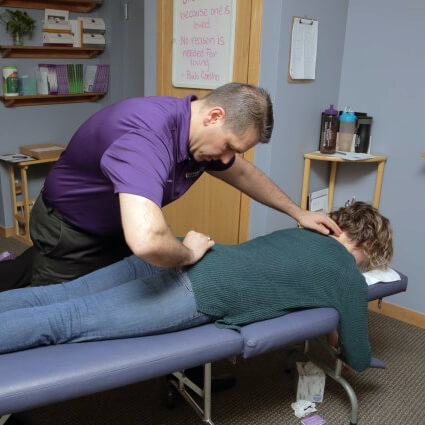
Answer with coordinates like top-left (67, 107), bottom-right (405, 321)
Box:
top-left (328, 201), bottom-right (393, 271)
top-left (0, 202), bottom-right (392, 372)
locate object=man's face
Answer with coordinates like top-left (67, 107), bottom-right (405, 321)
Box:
top-left (189, 107), bottom-right (258, 163)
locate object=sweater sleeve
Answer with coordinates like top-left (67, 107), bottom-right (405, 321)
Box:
top-left (337, 269), bottom-right (371, 372)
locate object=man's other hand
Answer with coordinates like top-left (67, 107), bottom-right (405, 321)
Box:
top-left (183, 230), bottom-right (215, 264)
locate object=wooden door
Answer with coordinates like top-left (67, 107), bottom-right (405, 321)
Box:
top-left (157, 0), bottom-right (263, 244)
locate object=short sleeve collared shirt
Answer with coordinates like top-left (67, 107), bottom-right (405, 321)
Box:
top-left (44, 95), bottom-right (234, 235)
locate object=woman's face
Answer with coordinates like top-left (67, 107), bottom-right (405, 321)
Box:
top-left (332, 232), bottom-right (368, 268)
top-left (351, 245), bottom-right (368, 267)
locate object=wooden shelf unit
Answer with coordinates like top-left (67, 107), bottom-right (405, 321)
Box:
top-left (0, 0), bottom-right (102, 13)
top-left (6, 155), bottom-right (62, 244)
top-left (0, 45), bottom-right (104, 59)
top-left (301, 151), bottom-right (387, 211)
top-left (1, 93), bottom-right (105, 107)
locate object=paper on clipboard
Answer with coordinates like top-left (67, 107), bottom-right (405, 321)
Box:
top-left (289, 18), bottom-right (318, 80)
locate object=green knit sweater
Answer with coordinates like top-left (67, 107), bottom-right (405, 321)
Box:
top-left (186, 228), bottom-right (371, 372)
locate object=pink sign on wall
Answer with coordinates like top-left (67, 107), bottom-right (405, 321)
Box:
top-left (172, 0), bottom-right (237, 89)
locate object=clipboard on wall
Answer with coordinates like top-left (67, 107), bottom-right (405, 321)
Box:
top-left (287, 16), bottom-right (318, 83)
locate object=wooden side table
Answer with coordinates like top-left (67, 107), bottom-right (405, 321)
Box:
top-left (7, 156), bottom-right (61, 244)
top-left (301, 152), bottom-right (387, 211)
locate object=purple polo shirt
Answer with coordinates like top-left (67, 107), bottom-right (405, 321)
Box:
top-left (44, 95), bottom-right (234, 236)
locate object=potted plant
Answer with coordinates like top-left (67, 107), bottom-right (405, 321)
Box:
top-left (0, 9), bottom-right (36, 45)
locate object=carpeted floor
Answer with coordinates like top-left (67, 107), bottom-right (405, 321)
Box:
top-left (1, 237), bottom-right (424, 425)
top-left (0, 236), bottom-right (29, 257)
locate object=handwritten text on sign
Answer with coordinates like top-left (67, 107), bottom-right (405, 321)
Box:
top-left (172, 0), bottom-right (237, 89)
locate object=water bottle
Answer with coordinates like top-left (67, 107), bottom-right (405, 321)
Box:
top-left (338, 108), bottom-right (357, 152)
top-left (319, 104), bottom-right (338, 154)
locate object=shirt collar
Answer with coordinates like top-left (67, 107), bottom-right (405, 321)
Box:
top-left (176, 94), bottom-right (197, 163)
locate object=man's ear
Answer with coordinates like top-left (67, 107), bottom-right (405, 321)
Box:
top-left (203, 106), bottom-right (225, 126)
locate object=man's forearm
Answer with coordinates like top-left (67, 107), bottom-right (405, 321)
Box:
top-left (133, 229), bottom-right (195, 267)
top-left (239, 168), bottom-right (302, 219)
top-left (210, 157), bottom-right (341, 236)
top-left (210, 157), bottom-right (303, 221)
top-left (120, 193), bottom-right (194, 267)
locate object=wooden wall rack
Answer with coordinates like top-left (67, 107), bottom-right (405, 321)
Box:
top-left (0, 0), bottom-right (102, 13)
top-left (0, 45), bottom-right (104, 59)
top-left (0, 93), bottom-right (104, 107)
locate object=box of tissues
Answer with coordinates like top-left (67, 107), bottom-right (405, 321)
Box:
top-left (295, 361), bottom-right (326, 403)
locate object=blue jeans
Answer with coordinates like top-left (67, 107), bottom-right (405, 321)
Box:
top-left (0, 256), bottom-right (213, 354)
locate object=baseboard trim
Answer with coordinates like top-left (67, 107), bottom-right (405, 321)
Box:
top-left (369, 300), bottom-right (425, 329)
top-left (0, 226), bottom-right (15, 238)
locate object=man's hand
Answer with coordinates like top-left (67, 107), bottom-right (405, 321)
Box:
top-left (297, 210), bottom-right (342, 236)
top-left (182, 230), bottom-right (215, 264)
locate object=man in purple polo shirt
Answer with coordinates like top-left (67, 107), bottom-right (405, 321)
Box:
top-left (29, 83), bottom-right (340, 286)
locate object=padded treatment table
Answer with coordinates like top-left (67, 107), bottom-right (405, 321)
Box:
top-left (0, 273), bottom-right (408, 425)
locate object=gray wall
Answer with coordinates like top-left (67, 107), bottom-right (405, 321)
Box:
top-left (0, 0), bottom-right (144, 228)
top-left (336, 0), bottom-right (425, 313)
top-left (143, 0), bottom-right (156, 97)
top-left (250, 0), bottom-right (348, 238)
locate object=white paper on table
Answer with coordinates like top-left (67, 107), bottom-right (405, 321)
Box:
top-left (312, 151), bottom-right (375, 161)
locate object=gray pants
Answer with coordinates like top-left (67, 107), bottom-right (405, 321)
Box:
top-left (30, 194), bottom-right (131, 286)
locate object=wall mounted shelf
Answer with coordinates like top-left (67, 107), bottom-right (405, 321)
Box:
top-left (0, 0), bottom-right (102, 13)
top-left (0, 93), bottom-right (104, 107)
top-left (0, 45), bottom-right (104, 59)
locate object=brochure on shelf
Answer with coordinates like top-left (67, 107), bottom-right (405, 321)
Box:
top-left (43, 9), bottom-right (71, 32)
top-left (82, 33), bottom-right (105, 48)
top-left (43, 33), bottom-right (74, 46)
top-left (78, 17), bottom-right (106, 34)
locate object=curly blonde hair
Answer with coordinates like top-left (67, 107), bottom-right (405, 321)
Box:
top-left (329, 202), bottom-right (393, 271)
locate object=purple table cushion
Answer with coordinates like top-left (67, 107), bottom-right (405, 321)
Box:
top-left (240, 274), bottom-right (407, 360)
top-left (0, 324), bottom-right (242, 415)
top-left (240, 308), bottom-right (339, 359)
top-left (0, 274), bottom-right (407, 415)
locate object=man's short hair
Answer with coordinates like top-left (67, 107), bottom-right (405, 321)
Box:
top-left (203, 83), bottom-right (274, 144)
top-left (329, 201), bottom-right (393, 270)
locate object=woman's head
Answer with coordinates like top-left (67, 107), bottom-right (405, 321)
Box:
top-left (329, 202), bottom-right (393, 270)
